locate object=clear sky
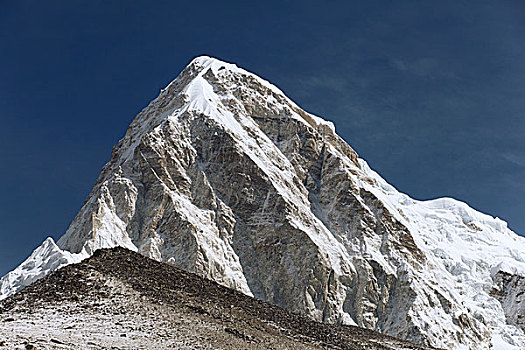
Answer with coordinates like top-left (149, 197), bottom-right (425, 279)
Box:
top-left (1, 1), bottom-right (524, 276)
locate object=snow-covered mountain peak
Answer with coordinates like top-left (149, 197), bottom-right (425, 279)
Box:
top-left (186, 55), bottom-right (285, 95)
top-left (1, 57), bottom-right (524, 350)
top-left (187, 55), bottom-right (246, 77)
top-left (175, 55), bottom-right (337, 133)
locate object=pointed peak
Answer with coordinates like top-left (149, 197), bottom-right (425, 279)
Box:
top-left (183, 55), bottom-right (290, 101)
top-left (168, 56), bottom-right (338, 134)
top-left (187, 55), bottom-right (241, 75)
top-left (42, 237), bottom-right (56, 246)
top-left (189, 55), bottom-right (232, 66)
top-left (37, 237), bottom-right (60, 254)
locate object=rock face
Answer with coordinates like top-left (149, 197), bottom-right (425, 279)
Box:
top-left (491, 271), bottom-right (525, 333)
top-left (0, 247), bottom-right (436, 350)
top-left (1, 56), bottom-right (525, 349)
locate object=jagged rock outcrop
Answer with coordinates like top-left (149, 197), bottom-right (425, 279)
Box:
top-left (1, 56), bottom-right (525, 350)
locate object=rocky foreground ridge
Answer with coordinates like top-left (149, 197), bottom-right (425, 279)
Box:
top-left (1, 56), bottom-right (525, 349)
top-left (0, 247), bottom-right (436, 350)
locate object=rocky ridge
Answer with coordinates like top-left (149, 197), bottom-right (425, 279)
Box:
top-left (1, 56), bottom-right (524, 349)
top-left (0, 247), bottom-right (437, 350)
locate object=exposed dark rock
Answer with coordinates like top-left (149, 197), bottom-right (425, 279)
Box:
top-left (491, 270), bottom-right (525, 331)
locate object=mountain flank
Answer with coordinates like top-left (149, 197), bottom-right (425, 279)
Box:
top-left (2, 56), bottom-right (525, 349)
top-left (0, 247), bottom-right (436, 350)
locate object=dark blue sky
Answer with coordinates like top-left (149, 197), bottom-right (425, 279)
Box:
top-left (1, 1), bottom-right (524, 276)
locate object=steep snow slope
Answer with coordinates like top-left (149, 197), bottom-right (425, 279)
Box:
top-left (1, 56), bottom-right (524, 350)
top-left (359, 161), bottom-right (525, 349)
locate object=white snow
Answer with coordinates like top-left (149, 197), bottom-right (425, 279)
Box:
top-left (0, 237), bottom-right (88, 300)
top-left (357, 158), bottom-right (525, 349)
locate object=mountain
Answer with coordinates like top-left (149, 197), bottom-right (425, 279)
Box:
top-left (0, 247), bottom-right (437, 350)
top-left (1, 56), bottom-right (524, 350)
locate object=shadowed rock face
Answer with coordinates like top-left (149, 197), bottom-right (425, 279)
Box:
top-left (2, 56), bottom-right (525, 350)
top-left (491, 271), bottom-right (525, 332)
top-left (0, 247), bottom-right (438, 350)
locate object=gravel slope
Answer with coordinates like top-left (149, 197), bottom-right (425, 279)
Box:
top-left (0, 247), bottom-right (437, 350)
